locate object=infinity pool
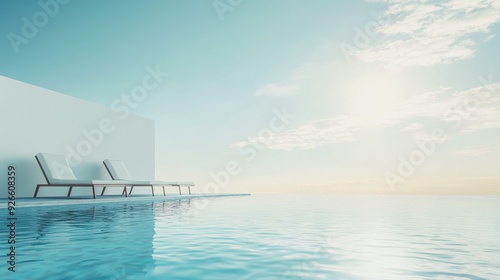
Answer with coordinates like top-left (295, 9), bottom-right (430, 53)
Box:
top-left (1, 195), bottom-right (500, 279)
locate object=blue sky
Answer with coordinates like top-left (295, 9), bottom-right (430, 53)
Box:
top-left (1, 0), bottom-right (499, 194)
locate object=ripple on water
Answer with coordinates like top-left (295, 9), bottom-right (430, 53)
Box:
top-left (1, 196), bottom-right (500, 279)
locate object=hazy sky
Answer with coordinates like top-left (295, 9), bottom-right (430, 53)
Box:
top-left (1, 0), bottom-right (499, 194)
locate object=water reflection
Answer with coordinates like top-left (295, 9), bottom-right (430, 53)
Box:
top-left (0, 198), bottom-right (194, 280)
top-left (153, 199), bottom-right (192, 216)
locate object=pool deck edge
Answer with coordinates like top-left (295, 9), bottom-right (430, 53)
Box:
top-left (0, 193), bottom-right (251, 208)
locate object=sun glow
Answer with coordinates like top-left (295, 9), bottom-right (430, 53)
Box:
top-left (347, 74), bottom-right (404, 128)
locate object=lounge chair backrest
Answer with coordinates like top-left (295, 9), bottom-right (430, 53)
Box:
top-left (36, 153), bottom-right (78, 184)
top-left (103, 159), bottom-right (132, 180)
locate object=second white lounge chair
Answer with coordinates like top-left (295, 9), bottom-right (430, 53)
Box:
top-left (103, 159), bottom-right (195, 196)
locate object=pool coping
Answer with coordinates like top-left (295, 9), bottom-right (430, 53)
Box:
top-left (0, 193), bottom-right (251, 209)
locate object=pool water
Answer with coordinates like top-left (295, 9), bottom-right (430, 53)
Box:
top-left (1, 195), bottom-right (500, 279)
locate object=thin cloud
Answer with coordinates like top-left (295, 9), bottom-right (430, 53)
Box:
top-left (357, 0), bottom-right (500, 69)
top-left (234, 82), bottom-right (500, 151)
top-left (255, 84), bottom-right (299, 96)
top-left (254, 63), bottom-right (317, 97)
top-left (455, 146), bottom-right (498, 157)
top-left (388, 83), bottom-right (500, 132)
top-left (400, 122), bottom-right (424, 131)
top-left (231, 116), bottom-right (357, 151)
top-left (308, 179), bottom-right (386, 188)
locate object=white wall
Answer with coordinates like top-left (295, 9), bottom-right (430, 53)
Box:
top-left (0, 75), bottom-right (155, 198)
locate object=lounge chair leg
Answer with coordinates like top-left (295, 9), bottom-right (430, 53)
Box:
top-left (163, 186), bottom-right (166, 196)
top-left (129, 186), bottom-right (134, 195)
top-left (151, 185), bottom-right (155, 196)
top-left (178, 186), bottom-right (181, 195)
top-left (188, 186), bottom-right (191, 195)
top-left (92, 185), bottom-right (96, 199)
top-left (34, 184), bottom-right (41, 198)
top-left (123, 187), bottom-right (128, 197)
top-left (67, 186), bottom-right (73, 197)
top-left (101, 186), bottom-right (107, 196)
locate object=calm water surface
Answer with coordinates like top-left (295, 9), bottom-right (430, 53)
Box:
top-left (1, 195), bottom-right (499, 279)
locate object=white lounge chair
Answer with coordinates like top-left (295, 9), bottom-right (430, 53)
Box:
top-left (35, 153), bottom-right (141, 199)
top-left (103, 159), bottom-right (195, 196)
